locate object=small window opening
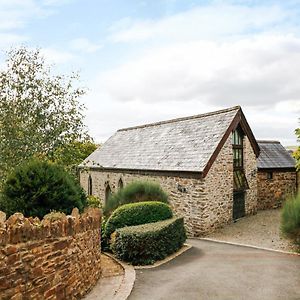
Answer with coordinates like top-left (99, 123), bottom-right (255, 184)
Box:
top-left (88, 175), bottom-right (92, 196)
top-left (267, 172), bottom-right (273, 180)
top-left (118, 178), bottom-right (124, 190)
top-left (105, 184), bottom-right (112, 204)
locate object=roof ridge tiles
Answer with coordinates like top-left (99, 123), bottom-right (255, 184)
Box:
top-left (257, 140), bottom-right (281, 144)
top-left (118, 105), bottom-right (241, 132)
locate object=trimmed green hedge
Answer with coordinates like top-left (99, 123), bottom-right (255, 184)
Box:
top-left (104, 181), bottom-right (168, 216)
top-left (112, 217), bottom-right (186, 265)
top-left (104, 201), bottom-right (173, 240)
top-left (281, 193), bottom-right (300, 245)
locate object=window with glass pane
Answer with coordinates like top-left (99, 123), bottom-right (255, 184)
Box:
top-left (233, 170), bottom-right (249, 191)
top-left (232, 128), bottom-right (249, 191)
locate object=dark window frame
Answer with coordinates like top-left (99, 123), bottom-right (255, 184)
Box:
top-left (88, 175), bottom-right (92, 196)
top-left (232, 128), bottom-right (244, 169)
top-left (232, 128), bottom-right (249, 191)
top-left (105, 184), bottom-right (112, 204)
top-left (266, 172), bottom-right (273, 180)
top-left (118, 178), bottom-right (124, 190)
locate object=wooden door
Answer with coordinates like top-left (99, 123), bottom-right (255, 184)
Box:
top-left (233, 191), bottom-right (245, 220)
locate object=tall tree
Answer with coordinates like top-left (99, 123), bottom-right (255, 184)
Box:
top-left (50, 140), bottom-right (99, 175)
top-left (0, 47), bottom-right (90, 182)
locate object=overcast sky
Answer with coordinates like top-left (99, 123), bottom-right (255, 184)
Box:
top-left (0, 0), bottom-right (300, 145)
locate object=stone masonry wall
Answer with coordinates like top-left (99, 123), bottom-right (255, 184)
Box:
top-left (0, 208), bottom-right (101, 300)
top-left (243, 136), bottom-right (258, 214)
top-left (257, 171), bottom-right (297, 209)
top-left (202, 137), bottom-right (233, 233)
top-left (80, 170), bottom-right (205, 236)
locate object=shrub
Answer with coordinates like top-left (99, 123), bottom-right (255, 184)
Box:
top-left (112, 217), bottom-right (186, 265)
top-left (87, 195), bottom-right (103, 209)
top-left (281, 193), bottom-right (300, 245)
top-left (0, 159), bottom-right (87, 218)
top-left (104, 181), bottom-right (168, 216)
top-left (104, 201), bottom-right (173, 240)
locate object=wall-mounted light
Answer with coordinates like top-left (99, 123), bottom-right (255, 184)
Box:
top-left (177, 184), bottom-right (187, 193)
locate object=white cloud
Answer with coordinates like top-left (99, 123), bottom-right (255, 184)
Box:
top-left (0, 33), bottom-right (28, 47)
top-left (0, 0), bottom-right (48, 31)
top-left (97, 34), bottom-right (300, 108)
top-left (85, 33), bottom-right (300, 145)
top-left (109, 3), bottom-right (290, 43)
top-left (40, 48), bottom-right (77, 64)
top-left (0, 0), bottom-right (70, 31)
top-left (70, 38), bottom-right (103, 53)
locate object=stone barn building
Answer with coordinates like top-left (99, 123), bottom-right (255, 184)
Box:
top-left (257, 140), bottom-right (297, 210)
top-left (79, 106), bottom-right (261, 236)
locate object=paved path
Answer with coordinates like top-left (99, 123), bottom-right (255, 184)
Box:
top-left (129, 239), bottom-right (300, 300)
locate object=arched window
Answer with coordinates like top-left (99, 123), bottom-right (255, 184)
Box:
top-left (105, 184), bottom-right (112, 204)
top-left (118, 178), bottom-right (124, 190)
top-left (88, 175), bottom-right (92, 196)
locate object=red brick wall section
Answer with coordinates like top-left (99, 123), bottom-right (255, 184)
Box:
top-left (257, 171), bottom-right (297, 210)
top-left (0, 208), bottom-right (102, 300)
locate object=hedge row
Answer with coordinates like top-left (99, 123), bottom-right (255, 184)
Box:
top-left (104, 201), bottom-right (173, 239)
top-left (112, 217), bottom-right (186, 265)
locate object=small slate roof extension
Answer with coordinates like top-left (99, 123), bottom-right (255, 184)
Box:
top-left (257, 140), bottom-right (296, 170)
top-left (81, 106), bottom-right (244, 173)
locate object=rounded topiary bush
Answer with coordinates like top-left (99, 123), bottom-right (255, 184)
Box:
top-left (104, 201), bottom-right (173, 241)
top-left (0, 159), bottom-right (87, 218)
top-left (104, 181), bottom-right (168, 216)
top-left (281, 193), bottom-right (300, 245)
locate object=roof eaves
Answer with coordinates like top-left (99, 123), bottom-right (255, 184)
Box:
top-left (78, 165), bottom-right (203, 178)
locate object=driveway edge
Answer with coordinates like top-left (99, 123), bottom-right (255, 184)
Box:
top-left (104, 252), bottom-right (136, 300)
top-left (199, 238), bottom-right (300, 256)
top-left (134, 243), bottom-right (192, 270)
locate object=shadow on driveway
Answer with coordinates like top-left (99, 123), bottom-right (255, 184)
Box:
top-left (129, 239), bottom-right (300, 300)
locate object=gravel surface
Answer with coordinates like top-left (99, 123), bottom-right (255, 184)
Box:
top-left (207, 209), bottom-right (298, 252)
top-left (101, 254), bottom-right (124, 277)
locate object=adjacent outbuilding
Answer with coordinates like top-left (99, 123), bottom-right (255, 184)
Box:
top-left (257, 140), bottom-right (297, 209)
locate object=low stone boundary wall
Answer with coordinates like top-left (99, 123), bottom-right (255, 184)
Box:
top-left (0, 208), bottom-right (102, 300)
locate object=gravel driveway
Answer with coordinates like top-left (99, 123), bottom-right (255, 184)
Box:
top-left (206, 209), bottom-right (297, 252)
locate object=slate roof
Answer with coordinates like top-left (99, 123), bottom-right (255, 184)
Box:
top-left (81, 106), bottom-right (242, 173)
top-left (257, 140), bottom-right (296, 169)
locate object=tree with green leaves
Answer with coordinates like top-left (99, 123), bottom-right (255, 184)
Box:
top-left (0, 47), bottom-right (92, 183)
top-left (50, 140), bottom-right (98, 175)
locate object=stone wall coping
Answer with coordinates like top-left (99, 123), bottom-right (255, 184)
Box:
top-left (0, 207), bottom-right (101, 245)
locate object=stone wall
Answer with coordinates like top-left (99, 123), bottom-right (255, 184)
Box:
top-left (0, 208), bottom-right (101, 300)
top-left (243, 136), bottom-right (258, 214)
top-left (80, 169), bottom-right (205, 236)
top-left (201, 137), bottom-right (233, 233)
top-left (257, 171), bottom-right (297, 209)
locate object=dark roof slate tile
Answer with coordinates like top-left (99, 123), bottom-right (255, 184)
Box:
top-left (257, 140), bottom-right (296, 169)
top-left (81, 106), bottom-right (240, 172)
